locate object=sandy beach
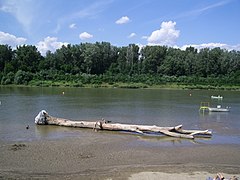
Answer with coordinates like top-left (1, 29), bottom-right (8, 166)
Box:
top-left (0, 129), bottom-right (239, 179)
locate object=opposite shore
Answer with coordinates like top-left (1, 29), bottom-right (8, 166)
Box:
top-left (1, 81), bottom-right (240, 91)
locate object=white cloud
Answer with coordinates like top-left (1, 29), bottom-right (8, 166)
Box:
top-left (128, 33), bottom-right (136, 38)
top-left (0, 31), bottom-right (27, 47)
top-left (0, 0), bottom-right (36, 34)
top-left (69, 23), bottom-right (77, 29)
top-left (79, 32), bottom-right (93, 40)
top-left (141, 36), bottom-right (148, 39)
top-left (175, 1), bottom-right (231, 20)
top-left (54, 0), bottom-right (113, 33)
top-left (115, 16), bottom-right (130, 24)
top-left (36, 36), bottom-right (68, 55)
top-left (192, 1), bottom-right (231, 17)
top-left (181, 43), bottom-right (240, 51)
top-left (147, 21), bottom-right (180, 46)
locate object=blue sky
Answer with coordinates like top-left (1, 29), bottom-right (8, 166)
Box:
top-left (0, 0), bottom-right (240, 55)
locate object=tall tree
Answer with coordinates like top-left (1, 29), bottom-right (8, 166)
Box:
top-left (15, 45), bottom-right (43, 73)
top-left (140, 45), bottom-right (167, 74)
top-left (0, 45), bottom-right (14, 73)
top-left (184, 47), bottom-right (197, 76)
top-left (125, 44), bottom-right (139, 75)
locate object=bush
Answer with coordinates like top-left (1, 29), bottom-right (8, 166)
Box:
top-left (14, 70), bottom-right (33, 85)
top-left (1, 72), bottom-right (14, 85)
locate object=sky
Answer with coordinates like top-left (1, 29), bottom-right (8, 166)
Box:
top-left (0, 0), bottom-right (240, 55)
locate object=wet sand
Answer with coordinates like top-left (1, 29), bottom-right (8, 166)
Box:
top-left (0, 130), bottom-right (239, 179)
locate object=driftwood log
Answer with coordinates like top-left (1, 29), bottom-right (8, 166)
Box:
top-left (35, 110), bottom-right (212, 139)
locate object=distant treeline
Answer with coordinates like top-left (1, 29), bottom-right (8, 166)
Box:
top-left (0, 42), bottom-right (239, 89)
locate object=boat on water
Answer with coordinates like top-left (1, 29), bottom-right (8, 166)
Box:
top-left (208, 105), bottom-right (230, 112)
top-left (211, 95), bottom-right (223, 99)
top-left (199, 102), bottom-right (230, 112)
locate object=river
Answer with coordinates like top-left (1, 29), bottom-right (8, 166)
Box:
top-left (0, 86), bottom-right (239, 146)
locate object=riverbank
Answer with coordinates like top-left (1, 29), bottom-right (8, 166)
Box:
top-left (1, 82), bottom-right (240, 91)
top-left (0, 131), bottom-right (239, 179)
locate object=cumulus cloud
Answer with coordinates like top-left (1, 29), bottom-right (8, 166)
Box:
top-left (147, 21), bottom-right (180, 46)
top-left (69, 23), bottom-right (77, 29)
top-left (115, 16), bottom-right (130, 24)
top-left (0, 31), bottom-right (27, 47)
top-left (181, 43), bottom-right (240, 51)
top-left (79, 32), bottom-right (93, 40)
top-left (128, 33), bottom-right (136, 38)
top-left (146, 21), bottom-right (240, 51)
top-left (36, 36), bottom-right (68, 55)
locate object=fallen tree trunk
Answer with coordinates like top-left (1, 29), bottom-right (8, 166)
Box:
top-left (35, 110), bottom-right (212, 139)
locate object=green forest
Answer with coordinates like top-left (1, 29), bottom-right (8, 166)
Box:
top-left (0, 42), bottom-right (240, 90)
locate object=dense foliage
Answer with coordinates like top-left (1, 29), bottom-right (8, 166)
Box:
top-left (0, 42), bottom-right (239, 89)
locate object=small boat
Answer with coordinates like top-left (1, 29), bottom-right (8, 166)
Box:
top-left (208, 105), bottom-right (230, 112)
top-left (199, 102), bottom-right (230, 112)
top-left (211, 95), bottom-right (223, 99)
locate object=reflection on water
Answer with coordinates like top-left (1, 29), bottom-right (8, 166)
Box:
top-left (34, 124), bottom-right (213, 146)
top-left (199, 111), bottom-right (230, 122)
top-left (0, 87), bottom-right (239, 145)
top-left (34, 125), bottom-right (90, 140)
top-left (35, 125), bottom-right (64, 139)
top-left (209, 112), bottom-right (229, 122)
top-left (135, 134), bottom-right (212, 146)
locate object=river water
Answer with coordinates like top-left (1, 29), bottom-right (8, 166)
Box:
top-left (0, 86), bottom-right (239, 146)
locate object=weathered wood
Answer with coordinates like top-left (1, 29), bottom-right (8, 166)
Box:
top-left (35, 110), bottom-right (212, 139)
top-left (174, 125), bottom-right (212, 137)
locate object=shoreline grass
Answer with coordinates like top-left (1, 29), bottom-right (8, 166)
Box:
top-left (1, 81), bottom-right (240, 91)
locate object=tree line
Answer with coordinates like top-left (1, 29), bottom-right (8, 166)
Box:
top-left (0, 42), bottom-right (239, 88)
